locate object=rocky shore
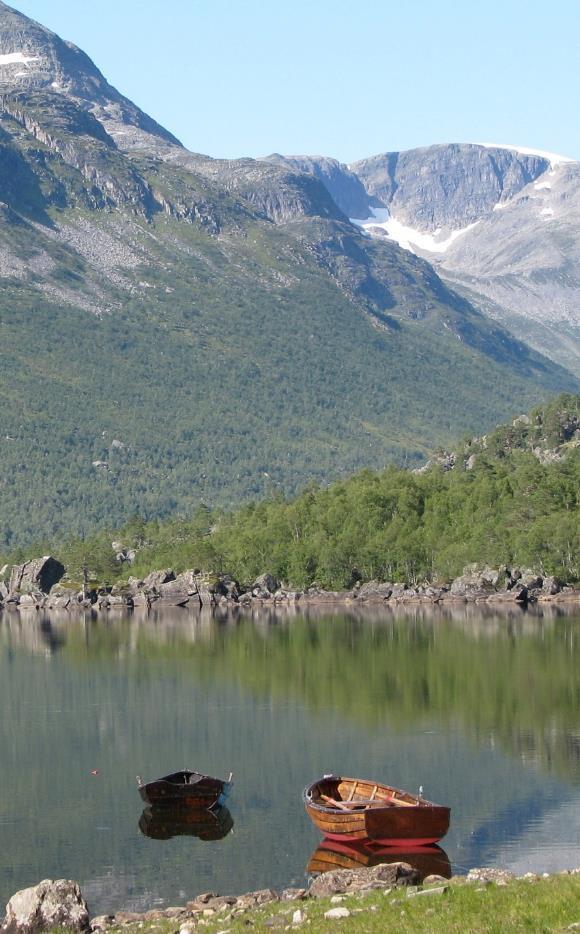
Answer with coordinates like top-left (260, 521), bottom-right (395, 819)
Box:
top-left (0, 556), bottom-right (578, 614)
top-left (2, 864), bottom-right (580, 933)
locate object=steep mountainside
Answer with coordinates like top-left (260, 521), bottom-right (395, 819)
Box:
top-left (270, 145), bottom-right (580, 374)
top-left (0, 3), bottom-right (576, 547)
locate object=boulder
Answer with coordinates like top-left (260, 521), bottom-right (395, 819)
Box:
top-left (98, 594), bottom-right (133, 609)
top-left (216, 575), bottom-right (240, 600)
top-left (389, 583), bottom-right (408, 600)
top-left (156, 583), bottom-right (192, 607)
top-left (192, 573), bottom-right (239, 606)
top-left (9, 557), bottom-right (65, 596)
top-left (252, 573), bottom-right (280, 597)
top-left (357, 581), bottom-right (393, 601)
top-left (423, 874), bottom-right (450, 886)
top-left (2, 879), bottom-right (89, 932)
top-left (450, 565), bottom-right (508, 597)
top-left (18, 594), bottom-right (42, 609)
top-left (542, 576), bottom-right (562, 596)
top-left (142, 569), bottom-right (175, 592)
top-left (519, 571), bottom-right (543, 589)
top-left (308, 862), bottom-right (419, 897)
top-left (131, 593), bottom-right (151, 607)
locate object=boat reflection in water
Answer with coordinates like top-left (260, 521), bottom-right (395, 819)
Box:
top-left (307, 838), bottom-right (451, 881)
top-left (139, 804), bottom-right (234, 841)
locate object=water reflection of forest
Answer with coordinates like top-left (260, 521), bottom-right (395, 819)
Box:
top-left (2, 605), bottom-right (580, 781)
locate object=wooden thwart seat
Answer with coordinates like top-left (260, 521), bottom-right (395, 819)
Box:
top-left (320, 792), bottom-right (417, 810)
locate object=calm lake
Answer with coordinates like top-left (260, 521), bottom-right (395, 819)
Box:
top-left (1, 604), bottom-right (580, 915)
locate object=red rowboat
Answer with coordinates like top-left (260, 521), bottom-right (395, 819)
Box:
top-left (303, 775), bottom-right (450, 846)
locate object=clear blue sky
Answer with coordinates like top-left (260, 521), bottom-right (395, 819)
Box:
top-left (14, 0), bottom-right (580, 163)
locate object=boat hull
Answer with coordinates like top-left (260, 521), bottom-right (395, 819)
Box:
top-left (303, 776), bottom-right (450, 845)
top-left (138, 770), bottom-right (232, 809)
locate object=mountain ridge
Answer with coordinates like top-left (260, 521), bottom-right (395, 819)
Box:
top-left (0, 3), bottom-right (576, 547)
top-left (268, 145), bottom-right (580, 375)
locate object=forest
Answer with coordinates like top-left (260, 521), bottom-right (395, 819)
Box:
top-left (6, 394), bottom-right (578, 591)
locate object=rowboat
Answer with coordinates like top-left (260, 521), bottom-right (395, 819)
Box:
top-left (307, 838), bottom-right (451, 880)
top-left (137, 769), bottom-right (233, 808)
top-left (303, 775), bottom-right (450, 845)
top-left (139, 804), bottom-right (234, 840)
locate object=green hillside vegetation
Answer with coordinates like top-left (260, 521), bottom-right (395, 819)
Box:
top-left (9, 394), bottom-right (578, 589)
top-left (0, 87), bottom-right (577, 549)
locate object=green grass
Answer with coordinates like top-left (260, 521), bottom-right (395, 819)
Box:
top-left (90, 874), bottom-right (580, 933)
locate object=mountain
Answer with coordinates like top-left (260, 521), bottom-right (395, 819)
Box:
top-left (0, 3), bottom-right (576, 548)
top-left (0, 0), bottom-right (179, 150)
top-left (269, 145), bottom-right (580, 375)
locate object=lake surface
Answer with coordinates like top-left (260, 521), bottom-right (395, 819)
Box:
top-left (1, 603), bottom-right (580, 914)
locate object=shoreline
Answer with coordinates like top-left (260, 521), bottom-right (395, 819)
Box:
top-left (3, 864), bottom-right (580, 933)
top-left (2, 584), bottom-right (579, 614)
top-left (2, 557), bottom-right (579, 614)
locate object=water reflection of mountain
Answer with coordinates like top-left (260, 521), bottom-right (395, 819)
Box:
top-left (1, 607), bottom-right (579, 913)
top-left (4, 606), bottom-right (577, 782)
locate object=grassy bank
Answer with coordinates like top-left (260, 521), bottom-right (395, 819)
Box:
top-left (98, 873), bottom-right (580, 933)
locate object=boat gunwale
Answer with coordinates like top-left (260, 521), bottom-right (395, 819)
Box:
top-left (302, 776), bottom-right (447, 815)
top-left (138, 769), bottom-right (233, 790)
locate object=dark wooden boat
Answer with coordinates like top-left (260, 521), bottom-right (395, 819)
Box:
top-left (307, 839), bottom-right (451, 880)
top-left (139, 804), bottom-right (234, 841)
top-left (137, 769), bottom-right (233, 808)
top-left (303, 775), bottom-right (450, 845)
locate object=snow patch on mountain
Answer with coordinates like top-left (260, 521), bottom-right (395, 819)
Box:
top-left (0, 51), bottom-right (38, 65)
top-left (350, 207), bottom-right (479, 255)
top-left (480, 143), bottom-right (576, 168)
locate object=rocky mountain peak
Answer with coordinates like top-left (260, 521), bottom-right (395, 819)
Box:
top-left (0, 1), bottom-right (181, 151)
top-left (351, 143), bottom-right (553, 230)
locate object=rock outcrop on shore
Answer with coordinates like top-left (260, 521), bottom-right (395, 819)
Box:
top-left (1, 879), bottom-right (89, 934)
top-left (0, 558), bottom-right (578, 613)
top-left (2, 866), bottom-right (580, 932)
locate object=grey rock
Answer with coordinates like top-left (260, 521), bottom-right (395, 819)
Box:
top-left (542, 576), bottom-right (562, 595)
top-left (17, 593), bottom-right (40, 608)
top-left (324, 906), bottom-right (350, 919)
top-left (356, 581), bottom-right (393, 601)
top-left (0, 3), bottom-right (181, 152)
top-left (466, 867), bottom-right (515, 884)
top-left (423, 874), bottom-right (450, 885)
top-left (131, 593), bottom-right (151, 607)
top-left (126, 577), bottom-right (144, 593)
top-left (280, 888), bottom-right (307, 901)
top-left (89, 916), bottom-right (114, 931)
top-left (233, 889), bottom-right (278, 910)
top-left (264, 154), bottom-right (371, 219)
top-left (8, 556), bottom-right (65, 595)
top-left (351, 143), bottom-right (549, 231)
top-left (252, 573), bottom-right (280, 596)
top-left (99, 594), bottom-right (132, 609)
top-left (308, 862), bottom-right (419, 897)
top-left (2, 879), bottom-right (89, 932)
top-left (407, 885), bottom-right (448, 897)
top-left (519, 572), bottom-right (543, 590)
top-left (142, 569), bottom-right (175, 592)
top-left (450, 564), bottom-right (508, 597)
